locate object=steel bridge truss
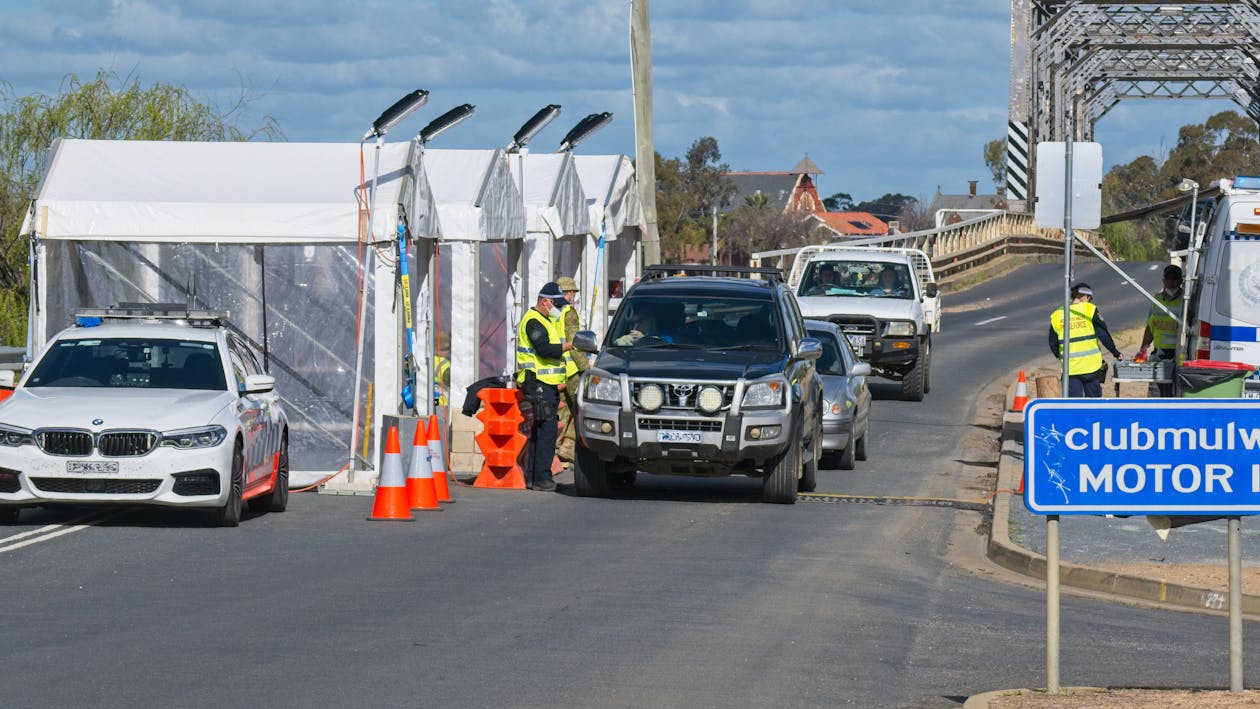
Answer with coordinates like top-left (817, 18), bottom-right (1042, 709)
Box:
top-left (1006, 1), bottom-right (1260, 210)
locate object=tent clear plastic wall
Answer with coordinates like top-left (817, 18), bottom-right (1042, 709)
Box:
top-left (22, 139), bottom-right (440, 481)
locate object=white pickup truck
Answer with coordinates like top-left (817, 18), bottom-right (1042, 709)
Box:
top-left (788, 245), bottom-right (940, 401)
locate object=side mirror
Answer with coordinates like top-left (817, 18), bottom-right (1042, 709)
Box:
top-left (573, 330), bottom-right (600, 353)
top-left (923, 282), bottom-right (939, 298)
top-left (0, 370), bottom-right (15, 388)
top-left (797, 336), bottom-right (823, 360)
top-left (850, 362), bottom-right (872, 377)
top-left (243, 374), bottom-right (275, 394)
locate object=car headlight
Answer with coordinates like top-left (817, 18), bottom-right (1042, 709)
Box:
top-left (697, 385), bottom-right (724, 414)
top-left (742, 379), bottom-right (785, 408)
top-left (160, 425), bottom-right (227, 449)
top-left (0, 424), bottom-right (33, 447)
top-left (884, 321), bottom-right (915, 337)
top-left (585, 373), bottom-right (621, 405)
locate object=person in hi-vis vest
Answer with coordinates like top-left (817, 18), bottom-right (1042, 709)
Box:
top-left (516, 282), bottom-right (573, 491)
top-left (554, 276), bottom-right (588, 465)
top-left (1048, 282), bottom-right (1123, 398)
top-left (1135, 264), bottom-right (1183, 396)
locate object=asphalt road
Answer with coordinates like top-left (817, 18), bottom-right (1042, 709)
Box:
top-left (4, 259), bottom-right (1257, 708)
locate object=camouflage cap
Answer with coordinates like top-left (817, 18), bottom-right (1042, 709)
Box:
top-left (557, 276), bottom-right (579, 292)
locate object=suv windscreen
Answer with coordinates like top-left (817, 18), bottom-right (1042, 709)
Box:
top-left (26, 338), bottom-right (227, 390)
top-left (799, 260), bottom-right (913, 299)
top-left (607, 295), bottom-right (782, 350)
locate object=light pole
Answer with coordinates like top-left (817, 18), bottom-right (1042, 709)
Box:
top-left (557, 112), bottom-right (614, 325)
top-left (1176, 177), bottom-right (1200, 363)
top-left (350, 89), bottom-right (430, 477)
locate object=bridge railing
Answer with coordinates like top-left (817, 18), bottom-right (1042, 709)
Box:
top-left (751, 211), bottom-right (1108, 283)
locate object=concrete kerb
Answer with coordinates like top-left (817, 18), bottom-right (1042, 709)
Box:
top-left (988, 396), bottom-right (1260, 618)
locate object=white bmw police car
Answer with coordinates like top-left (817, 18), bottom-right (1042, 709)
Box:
top-left (0, 305), bottom-right (289, 526)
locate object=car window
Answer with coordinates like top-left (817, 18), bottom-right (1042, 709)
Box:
top-left (26, 337), bottom-right (227, 390)
top-left (798, 260), bottom-right (913, 299)
top-left (607, 294), bottom-right (782, 349)
top-left (807, 330), bottom-right (847, 376)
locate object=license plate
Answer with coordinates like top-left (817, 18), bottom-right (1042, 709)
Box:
top-left (845, 334), bottom-right (866, 349)
top-left (657, 431), bottom-right (701, 444)
top-left (67, 461), bottom-right (118, 473)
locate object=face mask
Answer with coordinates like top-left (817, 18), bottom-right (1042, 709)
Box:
top-left (548, 302), bottom-right (563, 320)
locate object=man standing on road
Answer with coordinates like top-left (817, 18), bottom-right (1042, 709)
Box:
top-left (555, 275), bottom-right (588, 466)
top-left (1135, 264), bottom-right (1183, 396)
top-left (516, 282), bottom-right (573, 491)
top-left (1049, 282), bottom-right (1123, 397)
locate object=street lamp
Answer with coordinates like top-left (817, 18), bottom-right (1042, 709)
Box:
top-left (508, 104), bottom-right (562, 153)
top-left (557, 112), bottom-right (613, 153)
top-left (1176, 177), bottom-right (1201, 363)
top-left (350, 89), bottom-right (430, 475)
top-left (418, 103), bottom-right (476, 145)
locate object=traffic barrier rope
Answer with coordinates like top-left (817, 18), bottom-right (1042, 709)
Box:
top-left (427, 414), bottom-right (454, 502)
top-left (406, 420), bottom-right (442, 512)
top-left (473, 387), bottom-right (528, 489)
top-left (367, 426), bottom-right (414, 522)
top-left (1011, 370), bottom-right (1029, 412)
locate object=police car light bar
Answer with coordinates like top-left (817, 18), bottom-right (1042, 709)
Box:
top-left (74, 304), bottom-right (228, 327)
top-left (1232, 175), bottom-right (1260, 190)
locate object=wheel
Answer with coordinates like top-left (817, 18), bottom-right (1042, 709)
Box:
top-left (762, 438), bottom-right (800, 504)
top-left (855, 428), bottom-right (868, 461)
top-left (573, 442), bottom-right (609, 498)
top-left (251, 434), bottom-right (289, 514)
top-left (0, 506), bottom-right (18, 524)
top-left (798, 421), bottom-right (820, 492)
top-left (211, 440), bottom-right (244, 527)
top-left (900, 342), bottom-right (928, 401)
top-left (838, 435), bottom-right (856, 470)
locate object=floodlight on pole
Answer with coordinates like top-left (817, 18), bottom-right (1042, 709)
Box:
top-left (362, 89), bottom-right (430, 141)
top-left (508, 104), bottom-right (562, 152)
top-left (419, 103), bottom-right (476, 144)
top-left (557, 112), bottom-right (613, 152)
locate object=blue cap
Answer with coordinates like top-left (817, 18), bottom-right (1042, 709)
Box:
top-left (539, 281), bottom-right (567, 306)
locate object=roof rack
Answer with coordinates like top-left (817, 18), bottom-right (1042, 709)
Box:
top-left (641, 264), bottom-right (784, 283)
top-left (74, 303), bottom-right (229, 328)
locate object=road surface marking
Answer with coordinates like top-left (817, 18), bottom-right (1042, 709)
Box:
top-left (0, 510), bottom-right (125, 553)
top-left (975, 316), bottom-right (1008, 326)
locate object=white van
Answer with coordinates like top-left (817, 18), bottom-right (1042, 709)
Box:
top-left (1185, 175), bottom-right (1260, 396)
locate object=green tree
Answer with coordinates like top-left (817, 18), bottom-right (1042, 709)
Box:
top-left (0, 70), bottom-right (280, 344)
top-left (654, 136), bottom-right (736, 261)
top-left (719, 195), bottom-right (820, 265)
top-left (823, 192), bottom-right (853, 211)
top-left (983, 138), bottom-right (1005, 192)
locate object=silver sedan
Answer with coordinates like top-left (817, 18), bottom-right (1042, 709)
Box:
top-left (805, 320), bottom-right (872, 470)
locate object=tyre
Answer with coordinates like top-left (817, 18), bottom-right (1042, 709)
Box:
top-left (838, 436), bottom-right (856, 470)
top-left (855, 428), bottom-right (868, 461)
top-left (901, 342), bottom-right (928, 401)
top-left (799, 421), bottom-right (819, 492)
top-left (820, 451), bottom-right (838, 469)
top-left (762, 438), bottom-right (800, 504)
top-left (251, 434), bottom-right (289, 514)
top-left (922, 338), bottom-right (932, 394)
top-left (211, 440), bottom-right (244, 527)
top-left (573, 442), bottom-right (609, 498)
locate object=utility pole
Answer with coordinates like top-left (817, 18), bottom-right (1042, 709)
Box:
top-left (710, 205), bottom-right (717, 265)
top-left (631, 0), bottom-right (661, 265)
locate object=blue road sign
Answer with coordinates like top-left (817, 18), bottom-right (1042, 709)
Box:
top-left (1025, 398), bottom-right (1260, 515)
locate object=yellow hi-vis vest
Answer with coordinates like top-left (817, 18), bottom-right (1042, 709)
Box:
top-left (1051, 301), bottom-right (1104, 376)
top-left (433, 355), bottom-right (450, 406)
top-left (516, 309), bottom-right (567, 386)
top-left (1146, 289), bottom-right (1183, 351)
top-left (560, 303), bottom-right (580, 378)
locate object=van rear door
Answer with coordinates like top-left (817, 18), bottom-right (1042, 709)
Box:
top-left (1202, 204), bottom-right (1260, 394)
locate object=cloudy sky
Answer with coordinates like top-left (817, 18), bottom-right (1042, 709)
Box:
top-left (2, 0), bottom-right (1236, 205)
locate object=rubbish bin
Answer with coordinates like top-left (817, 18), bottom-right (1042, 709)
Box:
top-left (1177, 359), bottom-right (1256, 398)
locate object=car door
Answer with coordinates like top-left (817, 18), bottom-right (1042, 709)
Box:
top-left (226, 337), bottom-right (272, 487)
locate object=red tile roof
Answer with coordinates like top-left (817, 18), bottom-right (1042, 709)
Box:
top-left (812, 211), bottom-right (889, 236)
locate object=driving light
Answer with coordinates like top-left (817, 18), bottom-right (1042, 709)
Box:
top-left (638, 384), bottom-right (664, 412)
top-left (884, 321), bottom-right (915, 337)
top-left (742, 380), bottom-right (785, 408)
top-left (697, 385), bottom-right (724, 414)
top-left (585, 374), bottom-right (620, 404)
top-left (160, 425), bottom-right (227, 449)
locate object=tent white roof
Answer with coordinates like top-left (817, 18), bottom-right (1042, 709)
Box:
top-left (422, 148), bottom-right (525, 241)
top-left (20, 139), bottom-right (440, 243)
top-left (573, 154), bottom-right (642, 239)
top-left (508, 152), bottom-right (590, 237)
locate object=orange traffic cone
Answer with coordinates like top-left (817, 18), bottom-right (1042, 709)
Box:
top-left (406, 420), bottom-right (442, 512)
top-left (428, 414), bottom-right (454, 503)
top-left (1011, 370), bottom-right (1029, 412)
top-left (368, 426), bottom-right (415, 522)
